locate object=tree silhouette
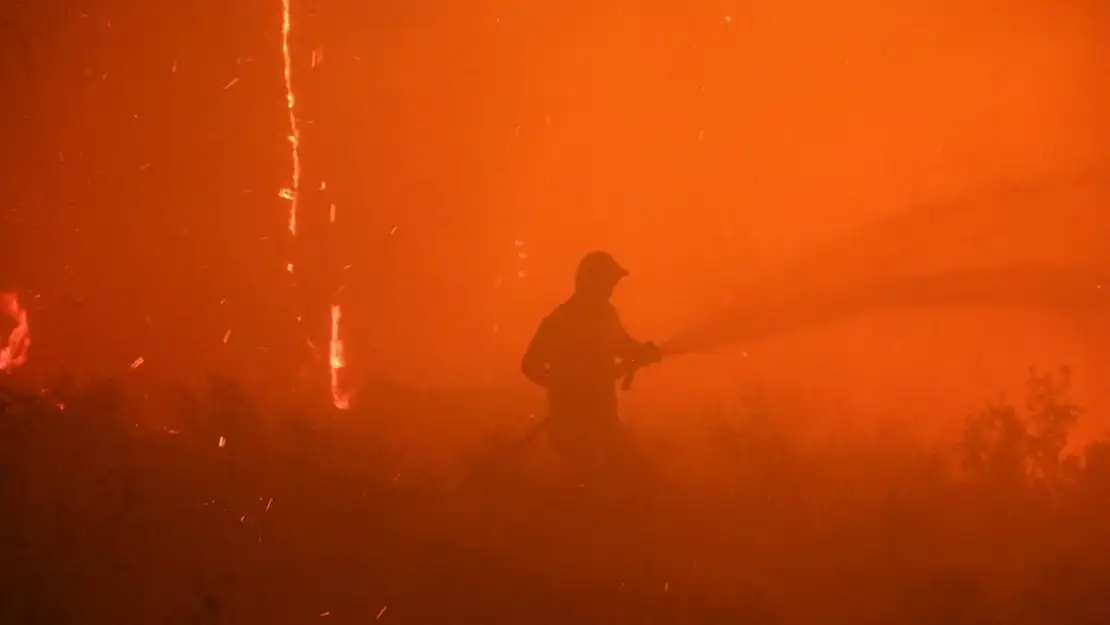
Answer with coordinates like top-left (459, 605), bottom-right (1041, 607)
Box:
top-left (960, 366), bottom-right (1080, 485)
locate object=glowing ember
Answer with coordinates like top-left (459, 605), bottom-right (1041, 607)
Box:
top-left (218, 436), bottom-right (227, 448)
top-left (130, 357), bottom-right (145, 369)
top-left (329, 304), bottom-right (349, 409)
top-left (0, 293), bottom-right (30, 372)
top-left (280, 0), bottom-right (301, 237)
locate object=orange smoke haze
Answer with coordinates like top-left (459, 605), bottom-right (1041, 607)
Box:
top-left (3, 4), bottom-right (1110, 623)
top-left (0, 0), bottom-right (1106, 423)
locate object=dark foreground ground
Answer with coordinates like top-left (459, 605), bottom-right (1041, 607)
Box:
top-left (2, 368), bottom-right (1109, 625)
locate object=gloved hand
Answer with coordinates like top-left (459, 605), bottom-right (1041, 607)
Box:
top-left (639, 341), bottom-right (663, 365)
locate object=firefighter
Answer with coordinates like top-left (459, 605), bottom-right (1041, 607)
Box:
top-left (521, 251), bottom-right (662, 481)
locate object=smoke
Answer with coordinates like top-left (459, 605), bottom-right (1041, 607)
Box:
top-left (664, 265), bottom-right (1106, 357)
top-left (743, 164), bottom-right (1109, 290)
top-left (661, 165), bottom-right (1109, 356)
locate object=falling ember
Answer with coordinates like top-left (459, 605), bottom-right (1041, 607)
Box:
top-left (222, 329), bottom-right (232, 344)
top-left (329, 305), bottom-right (349, 409)
top-left (130, 357), bottom-right (145, 369)
top-left (218, 436), bottom-right (227, 448)
top-left (0, 293), bottom-right (30, 372)
top-left (280, 0), bottom-right (301, 236)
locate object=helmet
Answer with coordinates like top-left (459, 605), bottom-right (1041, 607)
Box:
top-left (575, 251), bottom-right (629, 289)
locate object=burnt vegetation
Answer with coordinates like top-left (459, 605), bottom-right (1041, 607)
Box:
top-left (1, 368), bottom-right (1109, 625)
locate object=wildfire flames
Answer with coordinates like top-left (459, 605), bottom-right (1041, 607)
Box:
top-left (279, 0), bottom-right (349, 408)
top-left (329, 305), bottom-right (349, 409)
top-left (279, 0), bottom-right (301, 239)
top-left (0, 293), bottom-right (30, 372)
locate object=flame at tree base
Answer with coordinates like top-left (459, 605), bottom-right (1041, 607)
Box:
top-left (330, 304), bottom-right (349, 409)
top-left (0, 293), bottom-right (30, 372)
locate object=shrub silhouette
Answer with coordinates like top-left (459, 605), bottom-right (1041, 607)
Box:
top-left (1, 367), bottom-right (1107, 624)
